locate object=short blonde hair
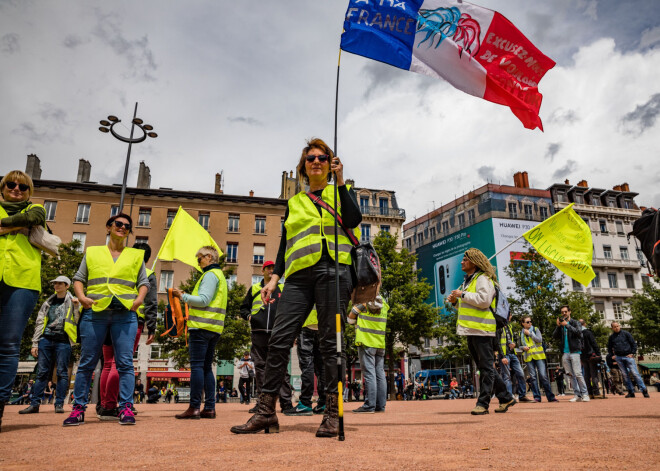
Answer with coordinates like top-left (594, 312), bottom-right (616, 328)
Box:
top-left (0, 170), bottom-right (34, 198)
top-left (296, 137), bottom-right (334, 186)
top-left (196, 246), bottom-right (219, 264)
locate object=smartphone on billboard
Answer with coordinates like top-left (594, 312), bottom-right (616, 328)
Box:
top-left (435, 254), bottom-right (463, 311)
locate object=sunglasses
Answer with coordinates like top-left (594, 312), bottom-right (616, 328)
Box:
top-left (5, 182), bottom-right (29, 192)
top-left (113, 220), bottom-right (132, 231)
top-left (197, 254), bottom-right (209, 263)
top-left (306, 154), bottom-right (329, 163)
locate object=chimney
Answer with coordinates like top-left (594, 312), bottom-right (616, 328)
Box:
top-left (612, 184), bottom-right (622, 192)
top-left (522, 171), bottom-right (529, 188)
top-left (25, 154), bottom-right (42, 180)
top-left (564, 179), bottom-right (570, 185)
top-left (577, 180), bottom-right (588, 188)
top-left (620, 182), bottom-right (630, 192)
top-left (513, 172), bottom-right (524, 188)
top-left (137, 161), bottom-right (151, 189)
top-left (249, 190), bottom-right (254, 197)
top-left (214, 172), bottom-right (223, 194)
top-left (76, 159), bottom-right (91, 183)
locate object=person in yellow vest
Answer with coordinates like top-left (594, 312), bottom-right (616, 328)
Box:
top-left (519, 316), bottom-right (559, 403)
top-left (0, 170), bottom-right (46, 433)
top-left (172, 245), bottom-right (227, 420)
top-left (97, 241), bottom-right (157, 420)
top-left (497, 312), bottom-right (528, 402)
top-left (19, 276), bottom-right (79, 415)
top-left (239, 260), bottom-right (294, 414)
top-left (352, 296), bottom-right (388, 414)
top-left (64, 213), bottom-right (149, 427)
top-left (231, 137), bottom-right (361, 437)
top-left (447, 248), bottom-right (515, 416)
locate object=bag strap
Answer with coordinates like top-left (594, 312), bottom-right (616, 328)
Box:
top-left (306, 192), bottom-right (359, 246)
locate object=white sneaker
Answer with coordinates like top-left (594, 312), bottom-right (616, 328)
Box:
top-left (569, 396), bottom-right (582, 403)
top-left (514, 394), bottom-right (519, 400)
top-left (582, 395), bottom-right (590, 402)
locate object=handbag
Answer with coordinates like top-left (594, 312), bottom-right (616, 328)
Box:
top-left (15, 224), bottom-right (61, 257)
top-left (306, 192), bottom-right (381, 304)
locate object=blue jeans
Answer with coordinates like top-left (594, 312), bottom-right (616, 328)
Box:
top-left (500, 354), bottom-right (527, 397)
top-left (0, 282), bottom-right (39, 402)
top-left (358, 346), bottom-right (387, 411)
top-left (616, 356), bottom-right (647, 394)
top-left (188, 328), bottom-right (220, 410)
top-left (526, 358), bottom-right (556, 401)
top-left (31, 337), bottom-right (71, 406)
top-left (562, 352), bottom-right (588, 397)
top-left (73, 308), bottom-right (137, 409)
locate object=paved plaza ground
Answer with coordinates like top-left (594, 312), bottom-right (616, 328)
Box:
top-left (1, 391), bottom-right (658, 470)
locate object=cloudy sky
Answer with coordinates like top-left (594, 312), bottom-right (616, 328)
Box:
top-left (1, 0), bottom-right (659, 223)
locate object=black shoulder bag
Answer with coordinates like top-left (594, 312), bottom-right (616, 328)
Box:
top-left (306, 192), bottom-right (381, 304)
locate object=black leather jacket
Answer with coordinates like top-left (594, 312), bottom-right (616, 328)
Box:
top-left (552, 318), bottom-right (583, 353)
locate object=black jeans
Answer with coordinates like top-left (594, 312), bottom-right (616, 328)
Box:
top-left (238, 377), bottom-right (252, 404)
top-left (297, 327), bottom-right (326, 407)
top-left (581, 356), bottom-right (601, 396)
top-left (188, 329), bottom-right (221, 410)
top-left (262, 257), bottom-right (352, 396)
top-left (251, 331), bottom-right (293, 407)
top-left (467, 336), bottom-right (512, 408)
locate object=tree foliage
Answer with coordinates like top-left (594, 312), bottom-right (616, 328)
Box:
top-left (434, 303), bottom-right (469, 362)
top-left (627, 280), bottom-right (660, 354)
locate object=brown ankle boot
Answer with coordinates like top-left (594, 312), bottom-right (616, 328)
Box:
top-left (175, 407), bottom-right (200, 419)
top-left (230, 392), bottom-right (279, 434)
top-left (316, 393), bottom-right (339, 438)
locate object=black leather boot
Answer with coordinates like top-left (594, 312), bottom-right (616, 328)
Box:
top-left (230, 392), bottom-right (279, 434)
top-left (316, 393), bottom-right (339, 438)
top-left (19, 404), bottom-right (40, 414)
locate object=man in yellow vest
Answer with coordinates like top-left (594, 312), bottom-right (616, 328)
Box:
top-left (447, 248), bottom-right (515, 416)
top-left (352, 296), bottom-right (388, 414)
top-left (20, 276), bottom-right (79, 415)
top-left (239, 261), bottom-right (294, 414)
top-left (498, 312), bottom-right (529, 402)
top-left (520, 316), bottom-right (558, 403)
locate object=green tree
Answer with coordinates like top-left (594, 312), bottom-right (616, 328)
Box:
top-left (627, 281), bottom-right (660, 354)
top-left (373, 231), bottom-right (439, 398)
top-left (434, 304), bottom-right (469, 363)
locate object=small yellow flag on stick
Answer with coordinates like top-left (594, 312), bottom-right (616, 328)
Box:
top-left (155, 207), bottom-right (222, 271)
top-left (522, 203), bottom-right (596, 286)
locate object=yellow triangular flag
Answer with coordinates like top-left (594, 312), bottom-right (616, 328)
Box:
top-left (522, 203), bottom-right (596, 286)
top-left (156, 207), bottom-right (222, 271)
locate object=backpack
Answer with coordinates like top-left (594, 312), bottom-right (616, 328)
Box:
top-left (628, 207), bottom-right (660, 275)
top-left (490, 286), bottom-right (510, 328)
top-left (161, 288), bottom-right (188, 343)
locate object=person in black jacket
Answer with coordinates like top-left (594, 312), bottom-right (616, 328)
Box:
top-left (607, 322), bottom-right (649, 398)
top-left (239, 261), bottom-right (294, 414)
top-left (552, 305), bottom-right (589, 402)
top-left (579, 319), bottom-right (601, 398)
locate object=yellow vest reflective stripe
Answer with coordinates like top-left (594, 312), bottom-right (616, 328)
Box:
top-left (187, 268), bottom-right (227, 334)
top-left (250, 282), bottom-right (284, 316)
top-left (41, 297), bottom-right (78, 344)
top-left (302, 307), bottom-right (318, 329)
top-left (137, 268), bottom-right (154, 320)
top-left (284, 186), bottom-right (359, 279)
top-left (500, 324), bottom-right (514, 355)
top-left (456, 273), bottom-right (497, 333)
top-left (0, 204), bottom-right (43, 291)
top-left (355, 300), bottom-right (388, 349)
top-left (520, 327), bottom-right (546, 362)
top-left (86, 246), bottom-right (143, 312)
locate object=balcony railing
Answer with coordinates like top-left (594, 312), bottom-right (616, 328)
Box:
top-left (591, 257), bottom-right (641, 269)
top-left (586, 286), bottom-right (636, 297)
top-left (359, 205), bottom-right (406, 219)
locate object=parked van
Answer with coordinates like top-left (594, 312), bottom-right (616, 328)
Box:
top-left (414, 369), bottom-right (448, 396)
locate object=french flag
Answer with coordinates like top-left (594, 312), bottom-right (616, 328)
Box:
top-left (341, 0), bottom-right (555, 130)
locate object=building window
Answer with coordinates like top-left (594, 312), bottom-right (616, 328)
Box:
top-left (72, 232), bottom-right (86, 252)
top-left (75, 203), bottom-right (90, 223)
top-left (624, 274), bottom-right (634, 289)
top-left (620, 246), bottom-right (629, 260)
top-left (572, 279), bottom-right (583, 291)
top-left (135, 236), bottom-right (149, 245)
top-left (599, 220), bottom-right (608, 234)
top-left (159, 271), bottom-right (173, 292)
top-left (228, 214), bottom-right (240, 232)
top-left (360, 196), bottom-right (369, 212)
top-left (110, 205), bottom-right (119, 217)
top-left (594, 301), bottom-right (605, 318)
top-left (603, 245), bottom-right (612, 259)
top-left (361, 224), bottom-right (371, 243)
top-left (539, 206), bottom-right (549, 220)
top-left (623, 199), bottom-right (634, 209)
top-left (380, 225), bottom-right (391, 235)
top-left (524, 204), bottom-right (533, 220)
top-left (379, 198), bottom-right (389, 215)
top-left (253, 244), bottom-right (265, 265)
top-left (636, 248), bottom-right (645, 266)
top-left (467, 209), bottom-right (475, 224)
top-left (150, 345), bottom-right (164, 360)
top-left (405, 238), bottom-right (411, 249)
top-left (642, 275), bottom-right (652, 286)
top-left (612, 302), bottom-right (623, 320)
top-left (252, 275), bottom-right (263, 285)
top-left (227, 274), bottom-right (237, 288)
top-left (607, 273), bottom-right (618, 288)
top-left (591, 195), bottom-right (601, 206)
top-left (574, 193), bottom-right (584, 204)
top-left (508, 202), bottom-right (517, 218)
top-left (428, 227), bottom-right (435, 239)
top-left (226, 243), bottom-right (238, 263)
top-left (137, 208), bottom-right (151, 227)
top-left (424, 337), bottom-right (430, 348)
top-left (44, 201), bottom-right (57, 221)
top-left (615, 221), bottom-right (624, 236)
top-left (255, 216), bottom-right (266, 234)
top-left (166, 210), bottom-right (176, 228)
top-left (457, 213), bottom-right (465, 229)
top-left (607, 197), bottom-right (617, 208)
top-left (442, 221), bottom-right (449, 233)
top-left (591, 273), bottom-right (601, 288)
top-left (198, 212), bottom-right (210, 230)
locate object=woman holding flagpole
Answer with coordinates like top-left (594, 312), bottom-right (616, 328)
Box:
top-left (231, 137), bottom-right (361, 438)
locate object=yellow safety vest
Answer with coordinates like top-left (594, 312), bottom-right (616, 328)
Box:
top-left (250, 282), bottom-right (284, 316)
top-left (356, 300), bottom-right (389, 349)
top-left (41, 295), bottom-right (78, 344)
top-left (457, 273), bottom-right (497, 334)
top-left (86, 246), bottom-right (144, 312)
top-left (0, 204), bottom-right (44, 291)
top-left (137, 268), bottom-right (154, 320)
top-left (187, 268), bottom-right (227, 334)
top-left (500, 324), bottom-right (515, 355)
top-left (520, 327), bottom-right (546, 362)
top-left (284, 186), bottom-right (359, 279)
top-left (302, 307), bottom-right (318, 329)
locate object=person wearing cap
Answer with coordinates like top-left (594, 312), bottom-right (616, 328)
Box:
top-left (20, 276), bottom-right (80, 415)
top-left (240, 260), bottom-right (294, 414)
top-left (447, 248), bottom-right (516, 416)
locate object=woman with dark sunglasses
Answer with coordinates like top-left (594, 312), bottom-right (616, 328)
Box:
top-left (63, 213), bottom-right (149, 427)
top-left (231, 137), bottom-right (361, 437)
top-left (0, 170), bottom-right (46, 432)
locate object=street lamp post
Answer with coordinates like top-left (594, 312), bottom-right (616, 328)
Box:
top-left (99, 102), bottom-right (157, 213)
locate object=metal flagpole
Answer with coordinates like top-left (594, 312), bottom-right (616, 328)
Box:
top-left (488, 234), bottom-right (526, 261)
top-left (332, 48), bottom-right (345, 441)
